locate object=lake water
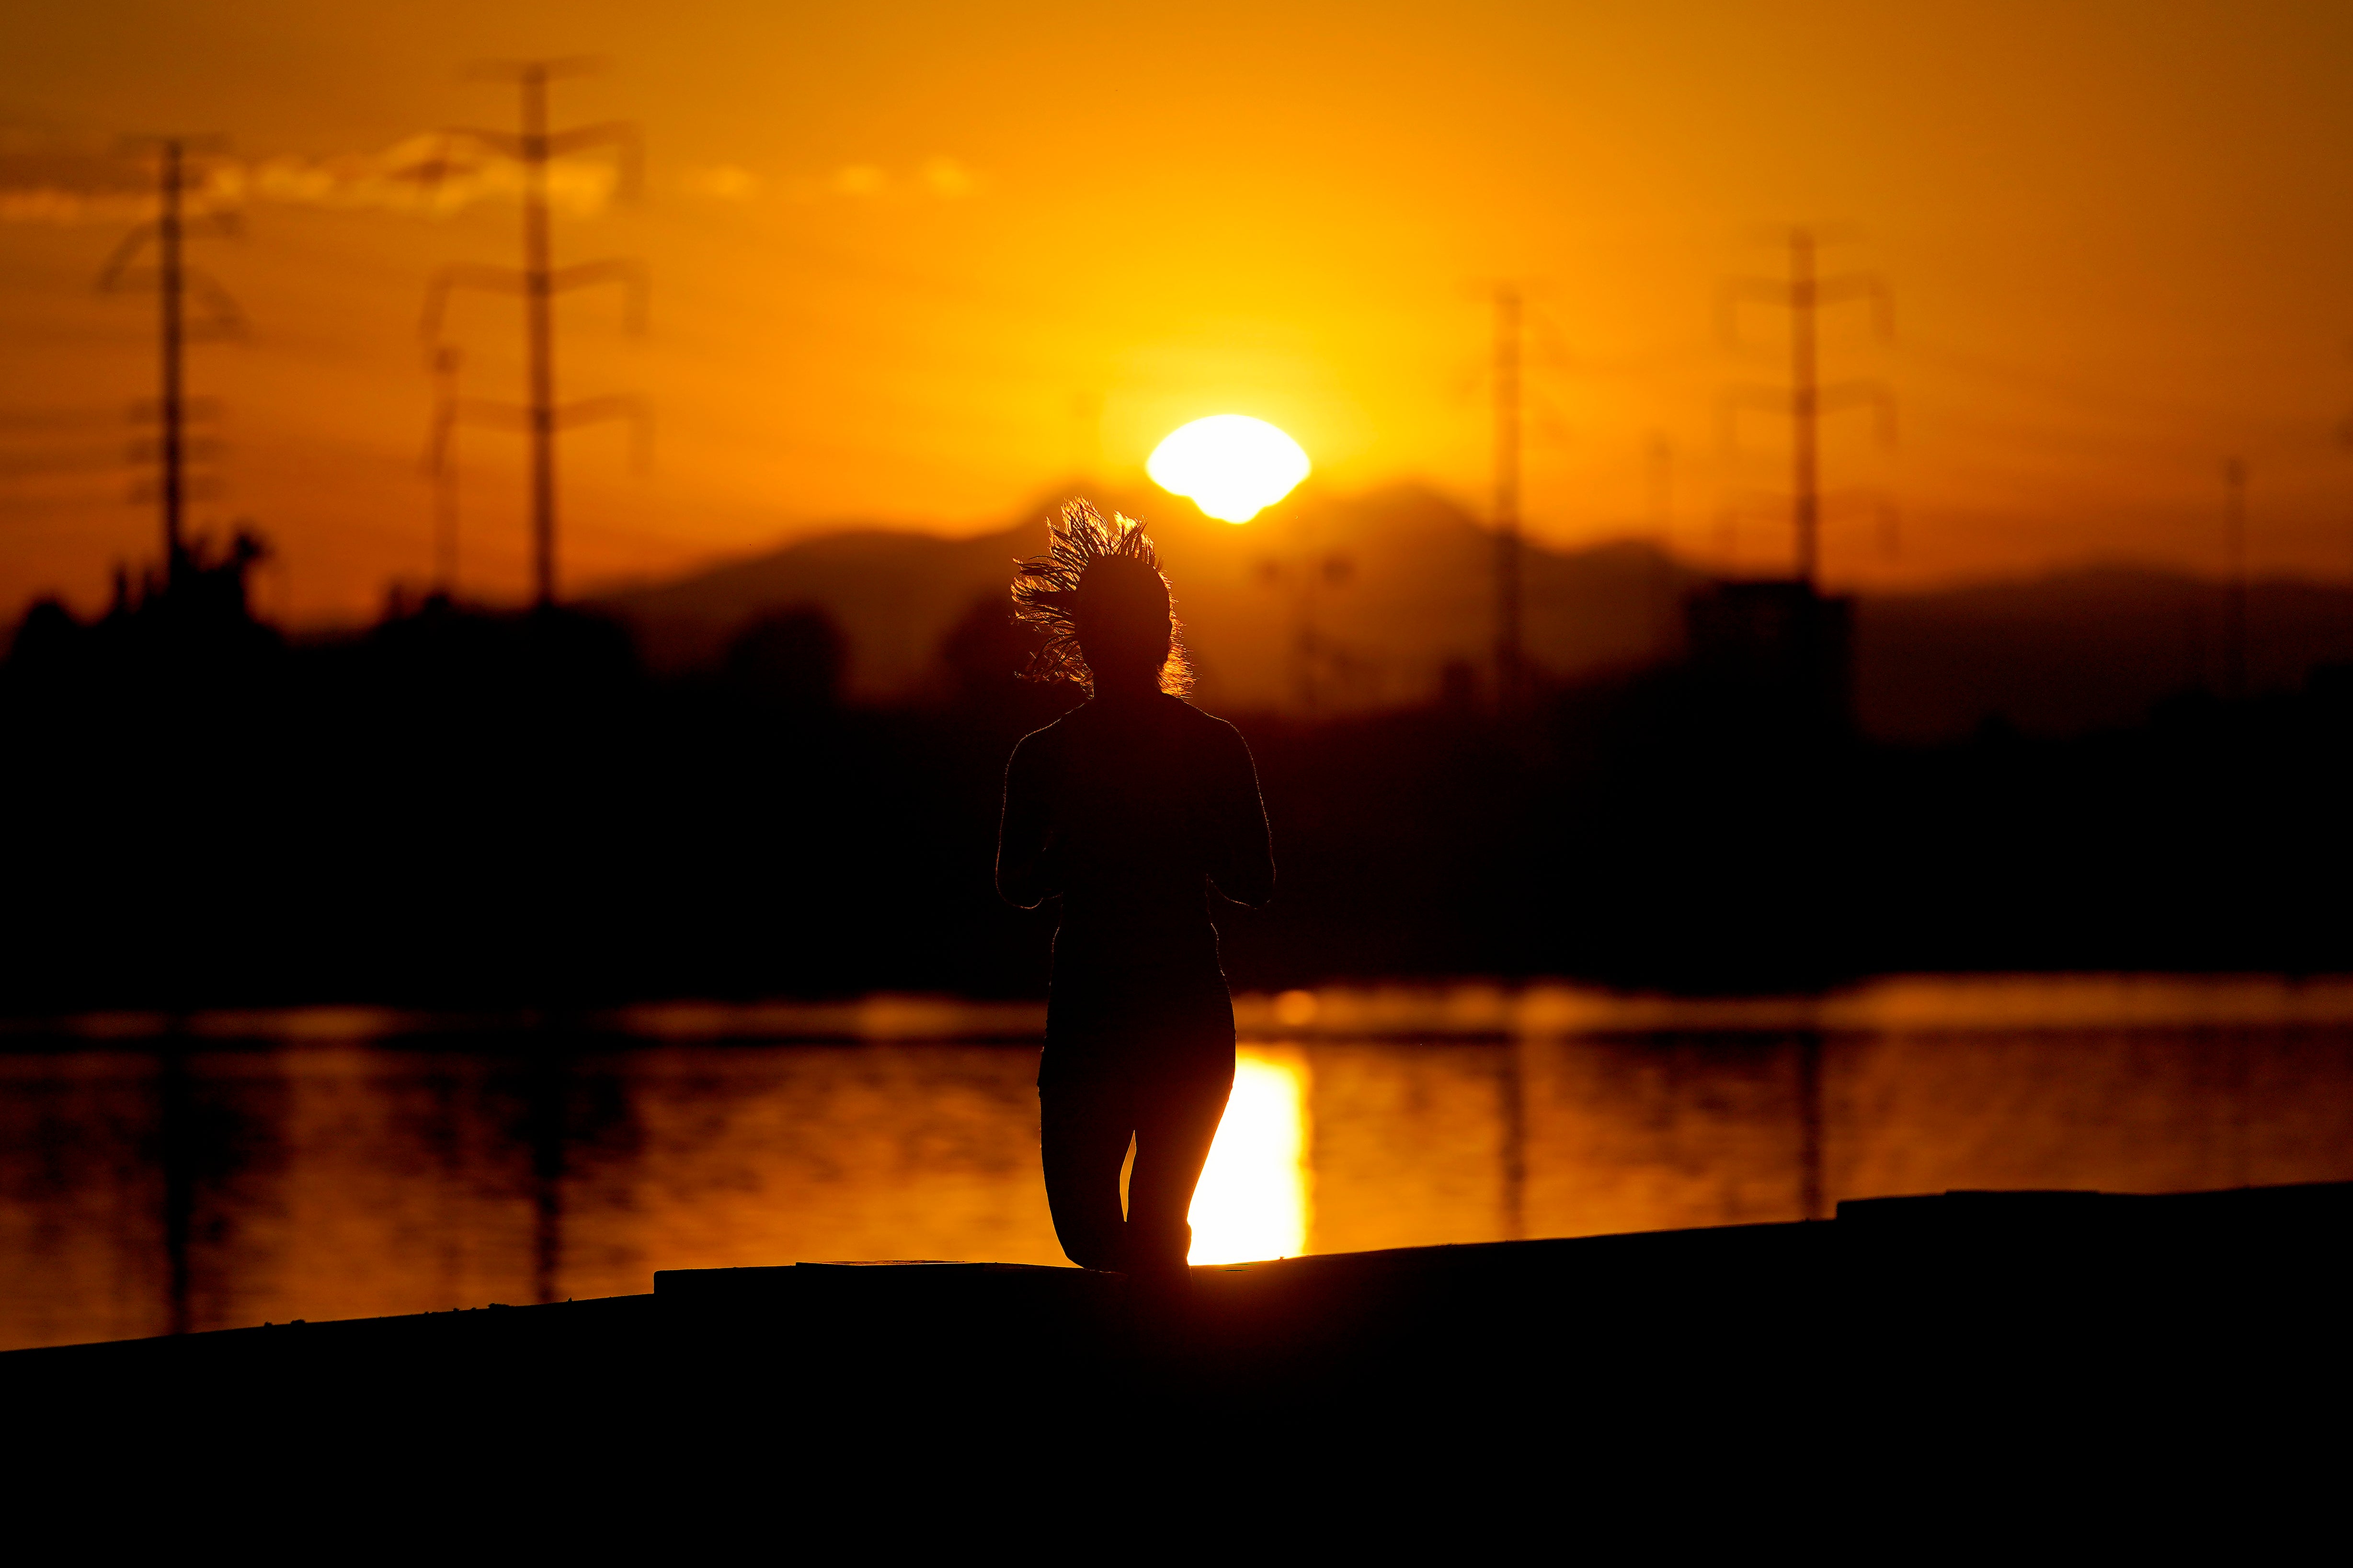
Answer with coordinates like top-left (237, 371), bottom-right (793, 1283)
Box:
top-left (7, 975), bottom-right (2353, 1352)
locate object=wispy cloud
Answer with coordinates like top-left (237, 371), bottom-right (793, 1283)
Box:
top-left (680, 163), bottom-right (761, 202)
top-left (803, 156), bottom-right (982, 202)
top-left (919, 157), bottom-right (978, 198)
top-left (0, 144), bottom-right (160, 225)
top-left (0, 135), bottom-right (623, 225)
top-left (242, 135), bottom-right (622, 217)
top-left (0, 138), bottom-right (986, 224)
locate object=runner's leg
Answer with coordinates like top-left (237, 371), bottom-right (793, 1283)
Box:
top-left (1039, 1079), bottom-right (1135, 1270)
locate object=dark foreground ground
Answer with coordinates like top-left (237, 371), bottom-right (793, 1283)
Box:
top-left (3, 1183), bottom-right (2344, 1550)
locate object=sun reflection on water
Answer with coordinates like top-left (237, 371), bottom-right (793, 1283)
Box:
top-left (1188, 1046), bottom-right (1310, 1264)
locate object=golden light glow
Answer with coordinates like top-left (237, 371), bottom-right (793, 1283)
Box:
top-left (1272, 989), bottom-right (1319, 1029)
top-left (1146, 416), bottom-right (1312, 523)
top-left (1188, 1047), bottom-right (1310, 1264)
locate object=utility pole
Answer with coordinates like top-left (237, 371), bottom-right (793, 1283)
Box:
top-left (99, 137), bottom-right (241, 590)
top-left (426, 344), bottom-right (464, 597)
top-left (1647, 433), bottom-right (1677, 658)
top-left (1723, 229), bottom-right (1892, 588)
top-left (1256, 539), bottom-right (1353, 714)
top-left (1790, 232), bottom-right (1819, 584)
top-left (2224, 458), bottom-right (2249, 700)
top-left (2339, 364), bottom-right (2353, 583)
top-left (157, 141), bottom-right (184, 579)
top-left (1493, 284), bottom-right (1523, 707)
top-left (424, 60), bottom-right (646, 607)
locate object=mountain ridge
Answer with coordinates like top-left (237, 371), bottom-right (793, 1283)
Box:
top-left (589, 484), bottom-right (2353, 741)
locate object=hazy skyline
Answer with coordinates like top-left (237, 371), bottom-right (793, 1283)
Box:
top-left (4, 0), bottom-right (2351, 622)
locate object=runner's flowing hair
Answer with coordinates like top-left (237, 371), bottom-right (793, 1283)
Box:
top-left (1011, 499), bottom-right (1193, 697)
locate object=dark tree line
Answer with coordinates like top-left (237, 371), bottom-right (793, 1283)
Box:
top-left (3, 562), bottom-right (2348, 1013)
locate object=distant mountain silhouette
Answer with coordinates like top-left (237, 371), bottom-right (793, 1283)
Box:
top-left (592, 523), bottom-right (1026, 696)
top-left (594, 485), bottom-right (2353, 738)
top-left (594, 482), bottom-right (1697, 711)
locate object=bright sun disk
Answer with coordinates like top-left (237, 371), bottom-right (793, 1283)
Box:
top-left (1146, 415), bottom-right (1311, 523)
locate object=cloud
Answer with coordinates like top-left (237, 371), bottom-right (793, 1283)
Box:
top-left (0, 138), bottom-right (984, 223)
top-left (0, 187), bottom-right (153, 225)
top-left (681, 163), bottom-right (760, 202)
top-left (0, 144), bottom-right (183, 225)
top-left (0, 135), bottom-right (623, 225)
top-left (920, 157), bottom-right (978, 198)
top-left (808, 158), bottom-right (982, 202)
top-left (243, 136), bottom-right (620, 217)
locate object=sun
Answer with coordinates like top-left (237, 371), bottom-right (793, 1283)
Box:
top-left (1146, 415), bottom-right (1311, 523)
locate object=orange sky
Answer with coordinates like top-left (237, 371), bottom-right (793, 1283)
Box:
top-left (3, 0), bottom-right (2351, 623)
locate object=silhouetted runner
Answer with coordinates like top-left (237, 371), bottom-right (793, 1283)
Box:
top-left (997, 501), bottom-right (1274, 1279)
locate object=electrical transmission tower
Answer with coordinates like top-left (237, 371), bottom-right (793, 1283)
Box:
top-left (1492, 283), bottom-right (1524, 708)
top-left (2337, 354), bottom-right (2353, 579)
top-left (1722, 229), bottom-right (1893, 587)
top-left (425, 344), bottom-right (464, 596)
top-left (98, 137), bottom-right (243, 589)
top-left (423, 59), bottom-right (646, 607)
top-left (2223, 457), bottom-right (2249, 700)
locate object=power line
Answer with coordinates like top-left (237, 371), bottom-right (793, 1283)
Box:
top-left (422, 60), bottom-right (647, 607)
top-left (1897, 333), bottom-right (2283, 432)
